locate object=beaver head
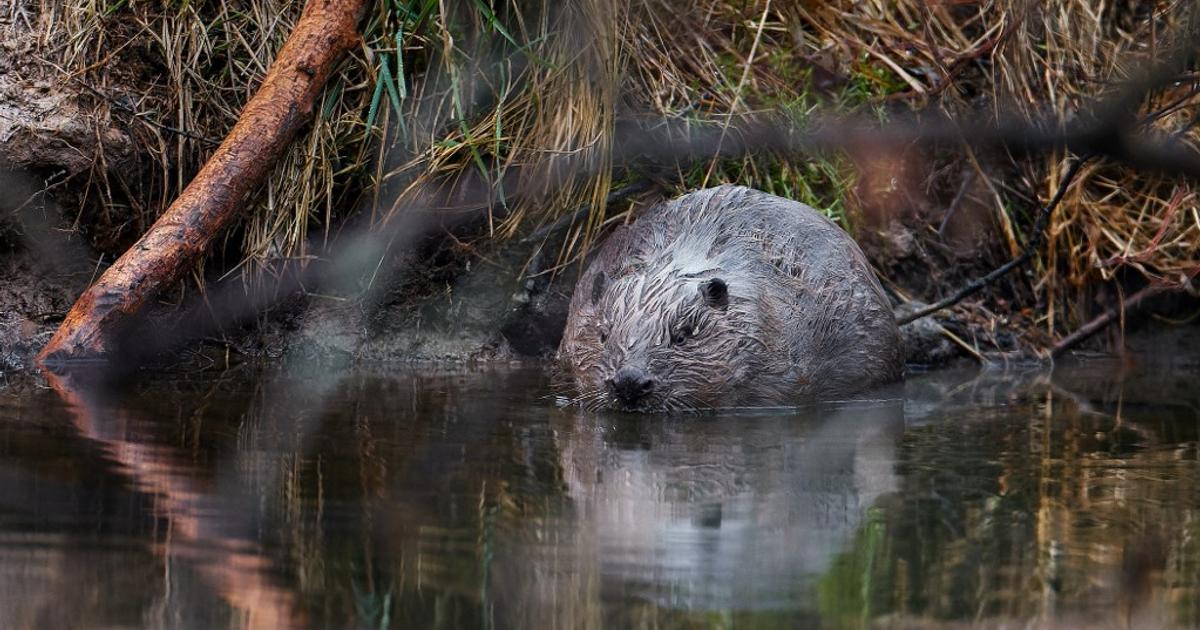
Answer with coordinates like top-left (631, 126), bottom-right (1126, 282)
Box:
top-left (558, 256), bottom-right (773, 412)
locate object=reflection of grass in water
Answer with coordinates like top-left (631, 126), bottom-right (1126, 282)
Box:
top-left (351, 573), bottom-right (392, 629)
top-left (816, 507), bottom-right (888, 630)
top-left (810, 372), bottom-right (1200, 628)
top-left (1176, 518), bottom-right (1200, 627)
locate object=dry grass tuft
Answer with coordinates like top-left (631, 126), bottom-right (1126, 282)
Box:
top-left (46, 0), bottom-right (377, 282)
top-left (788, 0), bottom-right (1200, 334)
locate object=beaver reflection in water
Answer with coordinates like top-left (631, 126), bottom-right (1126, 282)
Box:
top-left (557, 185), bottom-right (903, 412)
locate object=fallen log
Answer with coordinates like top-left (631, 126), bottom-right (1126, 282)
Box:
top-left (37, 0), bottom-right (367, 365)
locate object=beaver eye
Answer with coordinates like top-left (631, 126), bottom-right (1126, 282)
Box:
top-left (599, 329), bottom-right (609, 343)
top-left (669, 322), bottom-right (697, 346)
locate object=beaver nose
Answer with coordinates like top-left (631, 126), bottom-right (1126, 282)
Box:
top-left (607, 366), bottom-right (655, 405)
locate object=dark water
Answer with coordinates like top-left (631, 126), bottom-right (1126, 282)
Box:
top-left (1, 348), bottom-right (1199, 629)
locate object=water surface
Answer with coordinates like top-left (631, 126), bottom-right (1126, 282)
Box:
top-left (1, 347), bottom-right (1198, 629)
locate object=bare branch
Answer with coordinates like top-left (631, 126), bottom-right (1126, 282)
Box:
top-left (896, 157), bottom-right (1090, 326)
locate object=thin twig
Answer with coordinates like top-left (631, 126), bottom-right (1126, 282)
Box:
top-left (1050, 284), bottom-right (1171, 357)
top-left (897, 156), bottom-right (1091, 325)
top-left (937, 169), bottom-right (975, 236)
top-left (939, 326), bottom-right (985, 363)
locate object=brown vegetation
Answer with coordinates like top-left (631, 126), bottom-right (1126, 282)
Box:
top-left (36, 0), bottom-right (367, 363)
top-left (7, 0), bottom-right (1200, 363)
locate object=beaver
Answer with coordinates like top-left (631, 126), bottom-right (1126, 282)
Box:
top-left (556, 184), bottom-right (903, 412)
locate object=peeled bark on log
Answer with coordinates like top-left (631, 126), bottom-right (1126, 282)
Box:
top-left (37, 0), bottom-right (367, 365)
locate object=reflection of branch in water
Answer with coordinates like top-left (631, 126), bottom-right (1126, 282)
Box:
top-left (43, 370), bottom-right (309, 629)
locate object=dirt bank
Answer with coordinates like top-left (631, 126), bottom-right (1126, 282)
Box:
top-left (0, 163), bottom-right (577, 371)
top-left (0, 171), bottom-right (92, 372)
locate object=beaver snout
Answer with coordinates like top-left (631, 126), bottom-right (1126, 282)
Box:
top-left (607, 366), bottom-right (656, 406)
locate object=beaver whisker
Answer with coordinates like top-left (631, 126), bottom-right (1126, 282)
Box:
top-left (585, 391), bottom-right (613, 412)
top-left (568, 388), bottom-right (609, 411)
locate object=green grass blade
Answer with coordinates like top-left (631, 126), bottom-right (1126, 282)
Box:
top-left (394, 31), bottom-right (407, 100)
top-left (470, 0), bottom-right (520, 50)
top-left (366, 66), bottom-right (385, 129)
top-left (379, 56), bottom-right (404, 118)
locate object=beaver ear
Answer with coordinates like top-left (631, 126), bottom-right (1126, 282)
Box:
top-left (699, 278), bottom-right (728, 308)
top-left (590, 272), bottom-right (607, 305)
